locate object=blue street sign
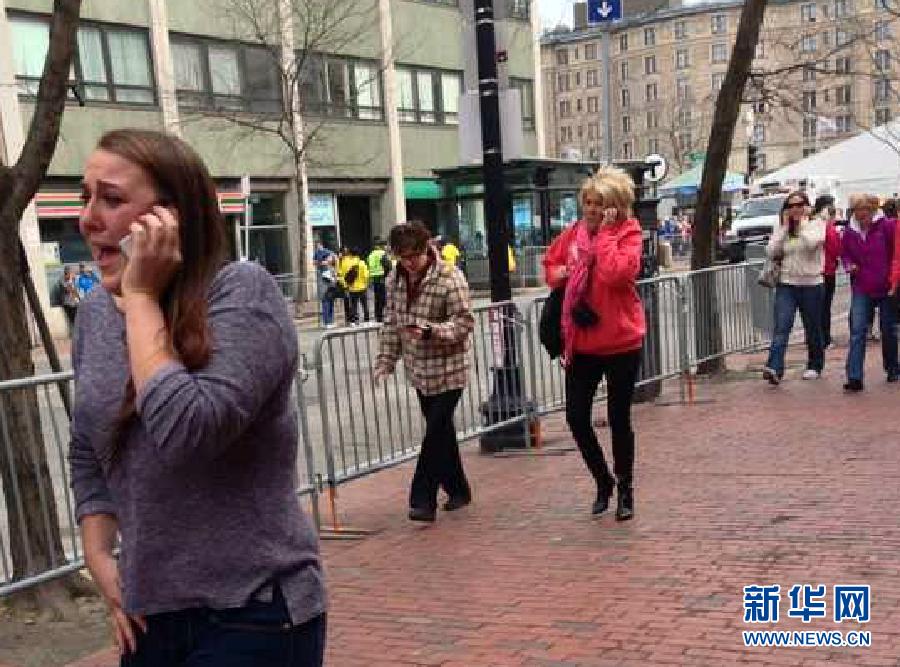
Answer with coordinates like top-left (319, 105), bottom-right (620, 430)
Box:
top-left (588, 0), bottom-right (622, 22)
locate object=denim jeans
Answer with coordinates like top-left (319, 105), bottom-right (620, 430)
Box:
top-left (121, 586), bottom-right (326, 667)
top-left (846, 292), bottom-right (899, 382)
top-left (766, 284), bottom-right (825, 376)
top-left (321, 297), bottom-right (334, 326)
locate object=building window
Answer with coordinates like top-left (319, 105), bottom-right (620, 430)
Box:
top-left (298, 53), bottom-right (386, 120)
top-left (835, 114), bottom-right (853, 132)
top-left (801, 3), bottom-right (817, 21)
top-left (586, 69), bottom-right (598, 87)
top-left (803, 147), bottom-right (817, 157)
top-left (711, 43), bottom-right (728, 63)
top-left (574, 46), bottom-right (580, 61)
top-left (644, 27), bottom-right (656, 46)
top-left (621, 141), bottom-right (632, 159)
top-left (674, 20), bottom-right (687, 40)
top-left (874, 78), bottom-right (891, 102)
top-left (510, 77), bottom-right (534, 129)
top-left (836, 83), bottom-right (852, 104)
top-left (753, 123), bottom-right (765, 144)
top-left (646, 82), bottom-right (658, 101)
top-left (559, 100), bottom-right (571, 118)
top-left (646, 110), bottom-right (659, 129)
top-left (577, 125), bottom-right (583, 138)
top-left (802, 66), bottom-right (817, 82)
top-left (833, 0), bottom-right (850, 18)
top-left (875, 107), bottom-right (891, 125)
top-left (676, 77), bottom-right (691, 101)
top-left (11, 14), bottom-right (155, 104)
top-left (648, 137), bottom-right (659, 153)
top-left (875, 20), bottom-right (891, 40)
top-left (557, 72), bottom-right (571, 93)
top-left (506, 0), bottom-right (530, 20)
top-left (575, 70), bottom-right (582, 87)
top-left (621, 88), bottom-right (630, 108)
top-left (755, 40), bottom-right (766, 59)
top-left (803, 116), bottom-right (818, 138)
top-left (676, 48), bottom-right (690, 69)
top-left (395, 66), bottom-right (461, 125)
top-left (620, 61), bottom-right (629, 80)
top-left (803, 90), bottom-right (817, 111)
top-left (677, 109), bottom-right (691, 127)
top-left (835, 29), bottom-right (851, 46)
top-left (875, 49), bottom-right (891, 71)
top-left (619, 33), bottom-right (629, 52)
top-left (835, 56), bottom-right (851, 73)
top-left (556, 49), bottom-right (569, 66)
top-left (588, 96), bottom-right (599, 113)
top-left (622, 115), bottom-right (631, 133)
top-left (711, 73), bottom-right (725, 92)
top-left (711, 14), bottom-right (727, 34)
top-left (801, 35), bottom-right (817, 52)
top-left (585, 43), bottom-right (597, 60)
top-left (576, 97), bottom-right (583, 112)
top-left (588, 123), bottom-right (597, 139)
top-left (756, 153), bottom-right (767, 172)
top-left (875, 0), bottom-right (889, 8)
top-left (644, 55), bottom-right (657, 74)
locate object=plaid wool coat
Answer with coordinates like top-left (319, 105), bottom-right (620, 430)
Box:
top-left (375, 250), bottom-right (474, 395)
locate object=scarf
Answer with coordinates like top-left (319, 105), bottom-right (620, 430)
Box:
top-left (561, 221), bottom-right (598, 365)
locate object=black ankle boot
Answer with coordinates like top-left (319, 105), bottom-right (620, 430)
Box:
top-left (591, 476), bottom-right (615, 517)
top-left (615, 484), bottom-right (634, 521)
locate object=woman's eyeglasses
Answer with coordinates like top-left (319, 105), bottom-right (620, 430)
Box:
top-left (787, 201), bottom-right (806, 208)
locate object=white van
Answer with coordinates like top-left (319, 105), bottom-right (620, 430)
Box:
top-left (722, 193), bottom-right (788, 262)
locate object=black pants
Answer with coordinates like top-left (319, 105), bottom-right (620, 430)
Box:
top-left (410, 389), bottom-right (470, 510)
top-left (348, 291), bottom-right (369, 323)
top-left (565, 351), bottom-right (640, 490)
top-left (62, 305), bottom-right (78, 333)
top-left (372, 279), bottom-right (387, 322)
top-left (822, 274), bottom-right (836, 347)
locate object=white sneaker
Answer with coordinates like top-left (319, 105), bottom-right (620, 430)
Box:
top-left (802, 369), bottom-right (821, 380)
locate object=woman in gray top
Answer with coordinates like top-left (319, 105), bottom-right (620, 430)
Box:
top-left (70, 129), bottom-right (326, 665)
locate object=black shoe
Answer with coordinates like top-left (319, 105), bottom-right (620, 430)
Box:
top-left (615, 486), bottom-right (634, 521)
top-left (443, 495), bottom-right (471, 512)
top-left (888, 373), bottom-right (899, 383)
top-left (408, 506), bottom-right (436, 522)
top-left (591, 478), bottom-right (615, 517)
top-left (844, 379), bottom-right (864, 393)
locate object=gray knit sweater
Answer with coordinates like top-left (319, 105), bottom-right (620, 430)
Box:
top-left (69, 261), bottom-right (325, 624)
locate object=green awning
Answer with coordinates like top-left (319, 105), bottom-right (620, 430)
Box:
top-left (404, 179), bottom-right (442, 200)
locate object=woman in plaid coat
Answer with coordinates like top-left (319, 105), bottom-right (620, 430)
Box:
top-left (374, 222), bottom-right (475, 522)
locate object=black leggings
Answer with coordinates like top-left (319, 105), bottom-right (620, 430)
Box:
top-left (565, 351), bottom-right (641, 488)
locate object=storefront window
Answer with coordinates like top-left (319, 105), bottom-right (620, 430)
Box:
top-left (243, 192), bottom-right (292, 276)
top-left (458, 199), bottom-right (486, 258)
top-left (548, 192), bottom-right (579, 239)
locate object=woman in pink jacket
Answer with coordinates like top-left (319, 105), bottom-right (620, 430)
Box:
top-left (543, 167), bottom-right (646, 521)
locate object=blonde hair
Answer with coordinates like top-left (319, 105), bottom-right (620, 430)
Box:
top-left (579, 166), bottom-right (636, 215)
top-left (848, 193), bottom-right (880, 212)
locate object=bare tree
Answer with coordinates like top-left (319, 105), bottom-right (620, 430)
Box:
top-left (179, 0), bottom-right (388, 300)
top-left (0, 0), bottom-right (89, 614)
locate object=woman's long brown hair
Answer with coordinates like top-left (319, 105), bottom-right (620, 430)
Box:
top-left (99, 129), bottom-right (227, 462)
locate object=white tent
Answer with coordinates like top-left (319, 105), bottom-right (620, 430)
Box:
top-left (759, 120), bottom-right (900, 207)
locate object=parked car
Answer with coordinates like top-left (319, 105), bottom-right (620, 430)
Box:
top-left (721, 193), bottom-right (788, 263)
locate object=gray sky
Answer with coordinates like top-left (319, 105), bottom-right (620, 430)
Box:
top-left (537, 0), bottom-right (576, 28)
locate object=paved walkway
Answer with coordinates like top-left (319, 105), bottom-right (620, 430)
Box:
top-left (60, 341), bottom-right (900, 665)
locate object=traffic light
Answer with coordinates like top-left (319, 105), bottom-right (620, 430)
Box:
top-left (747, 144), bottom-right (759, 177)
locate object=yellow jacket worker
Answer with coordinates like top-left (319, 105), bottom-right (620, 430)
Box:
top-left (338, 248), bottom-right (370, 324)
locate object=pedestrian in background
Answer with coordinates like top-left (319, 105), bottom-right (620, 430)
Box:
top-left (543, 166), bottom-right (645, 521)
top-left (59, 265), bottom-right (80, 332)
top-left (339, 247), bottom-right (369, 324)
top-left (77, 262), bottom-right (100, 298)
top-left (374, 221), bottom-right (475, 523)
top-left (70, 129), bottom-right (326, 665)
top-left (366, 238), bottom-right (391, 322)
top-left (815, 195), bottom-right (842, 349)
top-left (762, 191), bottom-right (826, 385)
top-left (314, 241), bottom-right (338, 328)
top-left (842, 193), bottom-right (898, 391)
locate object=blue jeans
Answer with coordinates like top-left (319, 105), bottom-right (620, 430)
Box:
top-left (766, 284), bottom-right (825, 376)
top-left (121, 586), bottom-right (326, 667)
top-left (846, 293), bottom-right (899, 382)
top-left (321, 297), bottom-right (334, 326)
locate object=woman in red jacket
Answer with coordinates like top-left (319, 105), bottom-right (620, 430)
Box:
top-left (543, 167), bottom-right (646, 521)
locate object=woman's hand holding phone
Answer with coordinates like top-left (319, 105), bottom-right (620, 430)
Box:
top-left (121, 205), bottom-right (182, 302)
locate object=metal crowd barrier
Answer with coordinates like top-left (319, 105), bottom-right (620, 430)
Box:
top-left (5, 261), bottom-right (846, 592)
top-left (0, 370), bottom-right (319, 598)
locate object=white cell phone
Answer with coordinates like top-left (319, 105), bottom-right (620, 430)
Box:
top-left (119, 234), bottom-right (133, 259)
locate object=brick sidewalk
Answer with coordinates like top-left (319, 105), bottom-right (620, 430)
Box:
top-left (66, 342), bottom-right (900, 666)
